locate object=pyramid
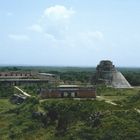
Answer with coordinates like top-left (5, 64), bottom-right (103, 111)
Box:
top-left (95, 60), bottom-right (132, 88)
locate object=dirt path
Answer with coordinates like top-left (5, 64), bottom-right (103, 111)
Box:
top-left (97, 96), bottom-right (140, 115)
top-left (14, 86), bottom-right (31, 97)
top-left (135, 108), bottom-right (140, 114)
top-left (96, 96), bottom-right (117, 106)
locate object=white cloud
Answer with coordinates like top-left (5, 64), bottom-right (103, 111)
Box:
top-left (65, 31), bottom-right (104, 50)
top-left (8, 34), bottom-right (30, 41)
top-left (43, 5), bottom-right (75, 21)
top-left (28, 5), bottom-right (75, 40)
top-left (28, 24), bottom-right (43, 33)
top-left (27, 5), bottom-right (104, 50)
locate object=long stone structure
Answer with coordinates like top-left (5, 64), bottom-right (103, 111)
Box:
top-left (39, 85), bottom-right (96, 98)
top-left (95, 60), bottom-right (132, 88)
top-left (0, 71), bottom-right (59, 85)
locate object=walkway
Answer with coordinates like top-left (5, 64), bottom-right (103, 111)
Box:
top-left (97, 96), bottom-right (140, 114)
top-left (135, 108), bottom-right (140, 114)
top-left (14, 86), bottom-right (31, 97)
top-left (96, 96), bottom-right (117, 106)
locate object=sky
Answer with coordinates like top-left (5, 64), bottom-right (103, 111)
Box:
top-left (0, 0), bottom-right (140, 67)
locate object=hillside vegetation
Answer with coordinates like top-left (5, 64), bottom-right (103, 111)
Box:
top-left (0, 92), bottom-right (140, 140)
top-left (0, 67), bottom-right (140, 139)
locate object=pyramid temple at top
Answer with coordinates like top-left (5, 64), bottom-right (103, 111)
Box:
top-left (95, 60), bottom-right (132, 88)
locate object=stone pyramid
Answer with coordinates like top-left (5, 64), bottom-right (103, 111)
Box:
top-left (95, 60), bottom-right (132, 88)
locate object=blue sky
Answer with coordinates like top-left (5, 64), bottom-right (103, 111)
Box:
top-left (0, 0), bottom-right (140, 67)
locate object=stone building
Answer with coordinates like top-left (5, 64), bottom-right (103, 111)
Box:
top-left (39, 85), bottom-right (96, 98)
top-left (0, 71), bottom-right (59, 85)
top-left (95, 60), bottom-right (132, 88)
top-left (0, 71), bottom-right (33, 79)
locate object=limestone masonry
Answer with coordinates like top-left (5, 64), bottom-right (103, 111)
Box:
top-left (95, 60), bottom-right (132, 88)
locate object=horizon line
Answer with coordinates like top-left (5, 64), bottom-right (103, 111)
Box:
top-left (0, 64), bottom-right (140, 68)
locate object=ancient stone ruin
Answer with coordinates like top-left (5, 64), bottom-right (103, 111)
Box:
top-left (95, 60), bottom-right (132, 88)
